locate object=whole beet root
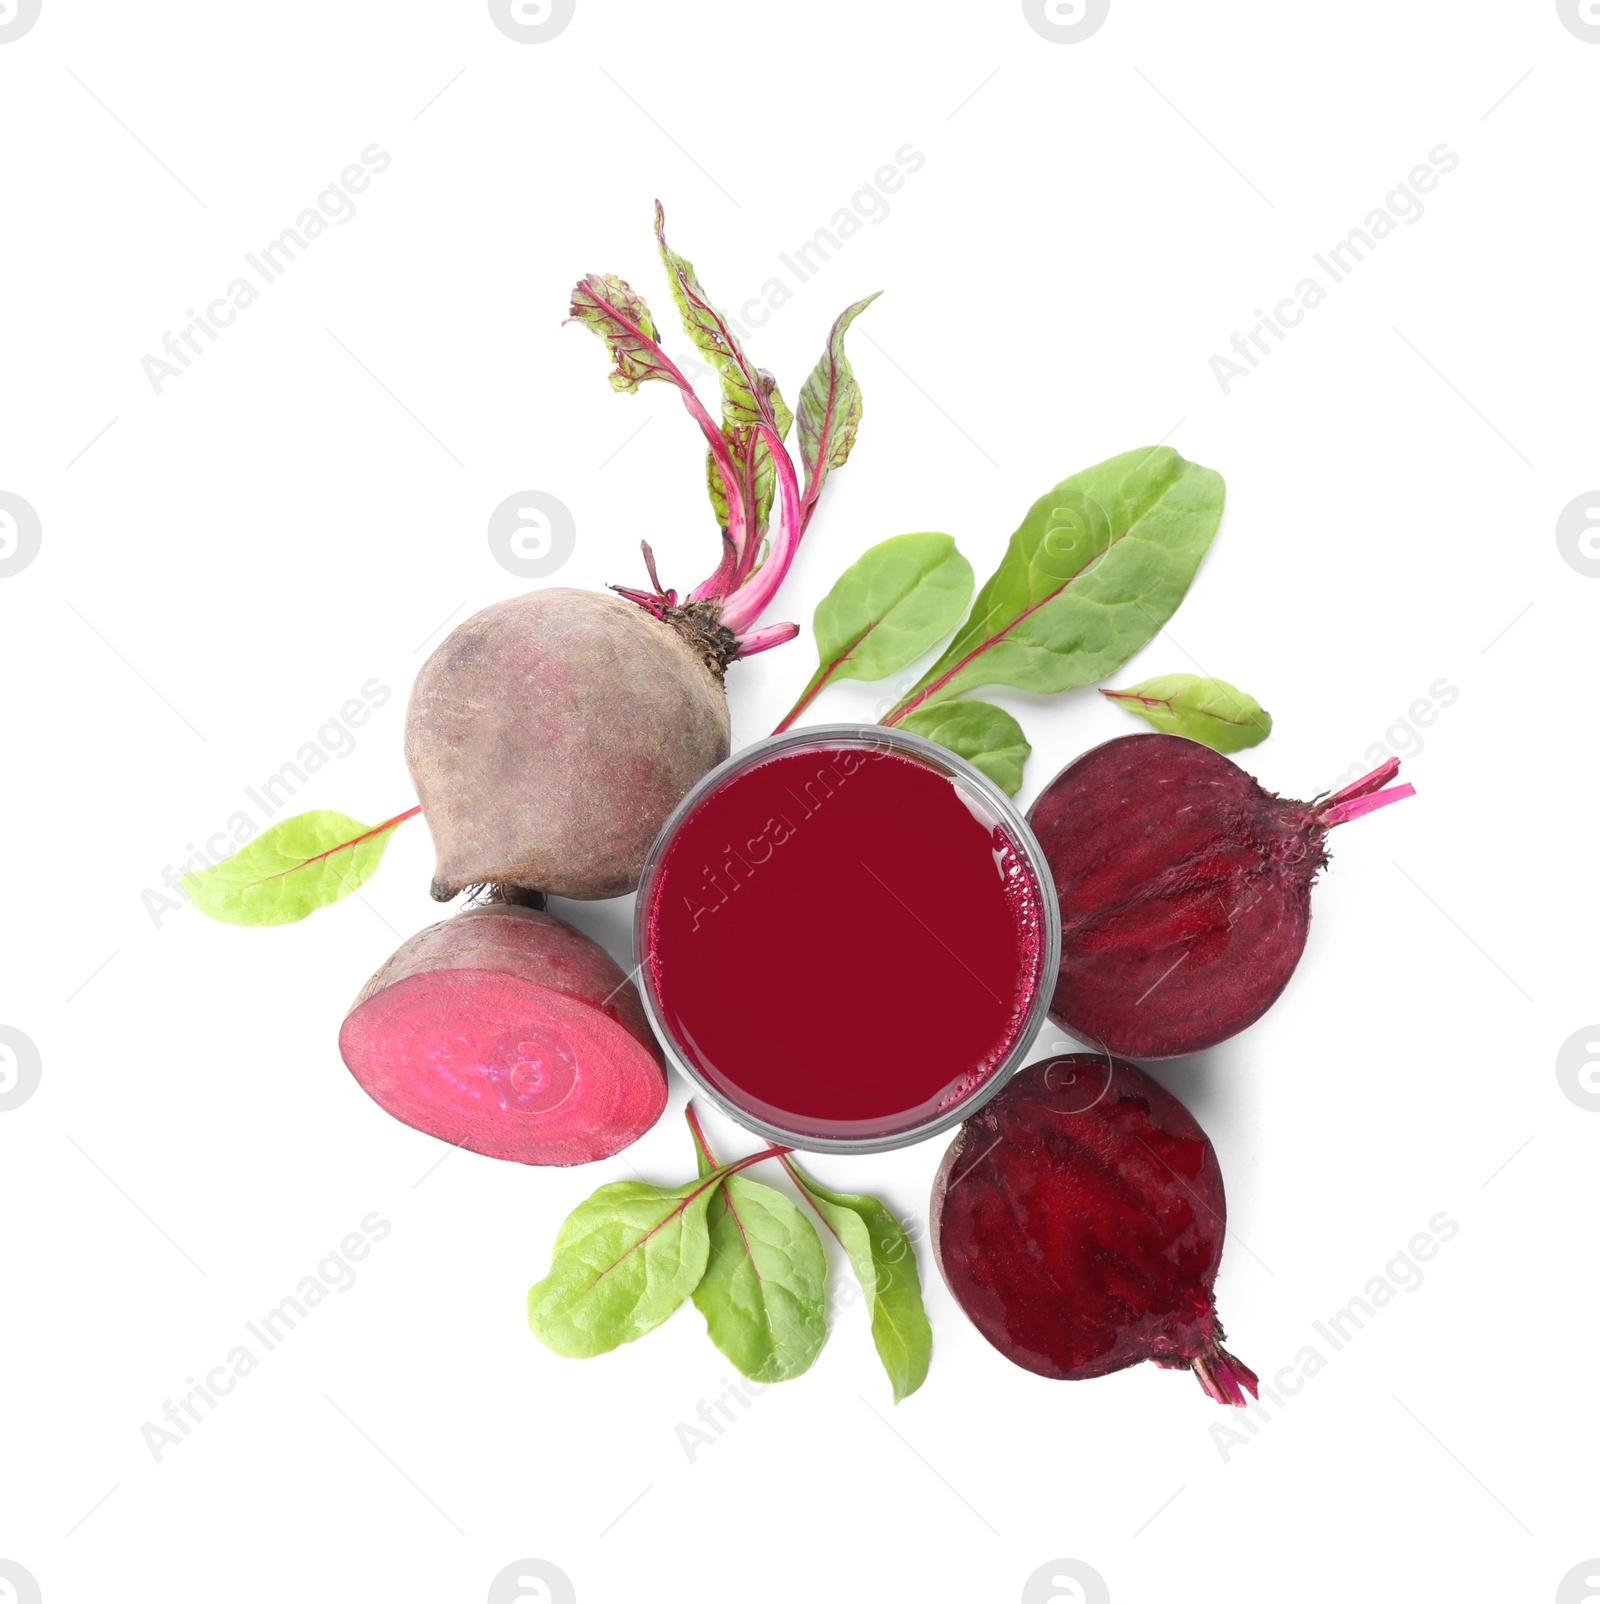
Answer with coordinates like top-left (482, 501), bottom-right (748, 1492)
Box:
top-left (1027, 734), bottom-right (1413, 1059)
top-left (407, 589), bottom-right (730, 901)
top-left (339, 903), bottom-right (667, 1165)
top-left (932, 1054), bottom-right (1257, 1406)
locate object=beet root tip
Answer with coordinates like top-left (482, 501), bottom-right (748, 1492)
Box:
top-left (1191, 1338), bottom-right (1260, 1408)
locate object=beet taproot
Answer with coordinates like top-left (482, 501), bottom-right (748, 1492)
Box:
top-left (932, 1054), bottom-right (1257, 1405)
top-left (407, 589), bottom-right (730, 902)
top-left (339, 903), bottom-right (667, 1166)
top-left (1027, 734), bottom-right (1413, 1059)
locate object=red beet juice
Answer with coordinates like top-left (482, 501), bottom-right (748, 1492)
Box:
top-left (638, 729), bottom-right (1054, 1145)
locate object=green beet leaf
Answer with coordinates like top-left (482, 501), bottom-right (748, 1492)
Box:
top-left (1102, 673), bottom-right (1271, 752)
top-left (813, 533), bottom-right (973, 684)
top-left (797, 293), bottom-right (880, 517)
top-left (655, 201), bottom-right (772, 429)
top-left (784, 1158), bottom-right (931, 1404)
top-left (654, 203), bottom-right (793, 541)
top-left (898, 699), bottom-right (1032, 796)
top-left (687, 1114), bottom-right (828, 1384)
top-left (179, 808), bottom-right (413, 927)
top-left (527, 1178), bottom-right (723, 1359)
top-left (891, 447), bottom-right (1225, 717)
top-left (780, 533), bottom-right (973, 729)
top-left (694, 1176), bottom-right (828, 1383)
top-left (567, 272), bottom-right (676, 395)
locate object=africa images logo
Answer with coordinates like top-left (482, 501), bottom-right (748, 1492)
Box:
top-left (1556, 492), bottom-right (1600, 576)
top-left (1022, 0), bottom-right (1109, 43)
top-left (0, 1028), bottom-right (42, 1113)
top-left (488, 1559), bottom-right (576, 1602)
top-left (488, 0), bottom-right (575, 43)
top-left (488, 491), bottom-right (576, 578)
top-left (1557, 0), bottom-right (1600, 42)
top-left (0, 0), bottom-right (41, 44)
top-left (1022, 1559), bottom-right (1110, 1603)
top-left (0, 1561), bottom-right (41, 1604)
top-left (0, 492), bottom-right (41, 576)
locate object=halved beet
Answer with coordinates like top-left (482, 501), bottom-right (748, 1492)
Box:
top-left (1027, 734), bottom-right (1413, 1059)
top-left (932, 1054), bottom-right (1257, 1405)
top-left (339, 904), bottom-right (667, 1166)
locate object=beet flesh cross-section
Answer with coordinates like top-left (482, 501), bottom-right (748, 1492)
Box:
top-left (339, 904), bottom-right (667, 1166)
top-left (1027, 734), bottom-right (1413, 1059)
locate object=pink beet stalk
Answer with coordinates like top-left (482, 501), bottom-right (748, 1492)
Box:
top-left (733, 621), bottom-right (800, 657)
top-left (573, 277), bottom-right (809, 635)
top-left (718, 422), bottom-right (806, 636)
top-left (1320, 783), bottom-right (1416, 827)
top-left (1324, 754), bottom-right (1402, 803)
top-left (1317, 757), bottom-right (1416, 826)
top-left (571, 213), bottom-right (876, 657)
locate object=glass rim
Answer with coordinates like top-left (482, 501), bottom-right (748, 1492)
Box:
top-left (631, 722), bottom-right (1063, 1155)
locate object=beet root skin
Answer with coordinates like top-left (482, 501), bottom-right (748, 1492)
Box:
top-left (931, 1054), bottom-right (1257, 1405)
top-left (1027, 733), bottom-right (1408, 1060)
top-left (339, 904), bottom-right (668, 1166)
top-left (406, 588), bottom-right (730, 901)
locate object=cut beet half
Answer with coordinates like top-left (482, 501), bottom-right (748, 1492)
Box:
top-left (1027, 734), bottom-right (1413, 1060)
top-left (339, 904), bottom-right (667, 1166)
top-left (931, 1054), bottom-right (1257, 1405)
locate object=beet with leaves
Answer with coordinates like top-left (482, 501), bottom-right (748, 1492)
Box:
top-left (409, 205), bottom-right (878, 903)
top-left (178, 206), bottom-right (879, 920)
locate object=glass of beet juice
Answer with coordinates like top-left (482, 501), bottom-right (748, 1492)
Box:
top-left (635, 725), bottom-right (1061, 1152)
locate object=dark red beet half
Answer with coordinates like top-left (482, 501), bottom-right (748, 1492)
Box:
top-left (339, 904), bottom-right (667, 1166)
top-left (931, 1054), bottom-right (1257, 1405)
top-left (1026, 734), bottom-right (1413, 1060)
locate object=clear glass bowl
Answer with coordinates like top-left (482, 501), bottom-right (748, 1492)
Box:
top-left (633, 723), bottom-right (1062, 1153)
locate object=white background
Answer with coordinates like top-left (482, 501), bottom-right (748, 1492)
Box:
top-left (1, 2), bottom-right (1593, 1601)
